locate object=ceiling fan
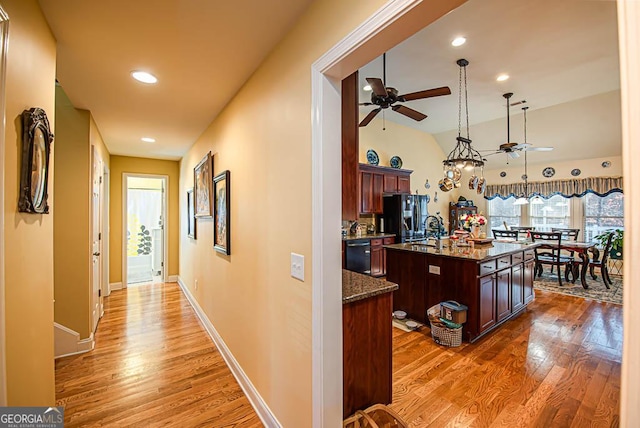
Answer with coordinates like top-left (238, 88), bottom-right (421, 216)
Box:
top-left (358, 53), bottom-right (451, 127)
top-left (483, 93), bottom-right (554, 159)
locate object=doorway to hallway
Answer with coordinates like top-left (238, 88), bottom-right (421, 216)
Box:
top-left (123, 175), bottom-right (167, 287)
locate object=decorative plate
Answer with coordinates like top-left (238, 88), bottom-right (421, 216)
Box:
top-left (366, 149), bottom-right (379, 165)
top-left (602, 160), bottom-right (611, 168)
top-left (542, 167), bottom-right (556, 178)
top-left (500, 171), bottom-right (507, 178)
top-left (571, 168), bottom-right (581, 176)
top-left (390, 155), bottom-right (403, 169)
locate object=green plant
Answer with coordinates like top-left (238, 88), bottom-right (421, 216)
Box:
top-left (593, 229), bottom-right (623, 254)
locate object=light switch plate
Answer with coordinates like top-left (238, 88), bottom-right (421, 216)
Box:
top-left (428, 265), bottom-right (441, 275)
top-left (291, 253), bottom-right (305, 281)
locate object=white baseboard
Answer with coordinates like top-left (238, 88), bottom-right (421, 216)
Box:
top-left (166, 275), bottom-right (178, 283)
top-left (109, 282), bottom-right (123, 291)
top-left (54, 323), bottom-right (94, 359)
top-left (177, 276), bottom-right (281, 427)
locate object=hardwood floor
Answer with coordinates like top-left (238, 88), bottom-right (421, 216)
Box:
top-left (389, 290), bottom-right (622, 427)
top-left (55, 282), bottom-right (263, 427)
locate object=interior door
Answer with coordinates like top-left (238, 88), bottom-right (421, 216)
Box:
top-left (91, 148), bottom-right (102, 332)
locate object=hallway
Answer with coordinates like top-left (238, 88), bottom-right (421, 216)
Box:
top-left (55, 282), bottom-right (262, 427)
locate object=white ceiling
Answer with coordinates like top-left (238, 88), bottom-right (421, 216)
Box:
top-left (38, 0), bottom-right (315, 160)
top-left (358, 0), bottom-right (621, 170)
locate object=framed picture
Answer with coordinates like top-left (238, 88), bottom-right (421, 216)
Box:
top-left (194, 151), bottom-right (213, 217)
top-left (187, 188), bottom-right (196, 239)
top-left (213, 170), bottom-right (230, 255)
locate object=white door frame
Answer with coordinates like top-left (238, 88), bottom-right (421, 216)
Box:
top-left (102, 166), bottom-right (110, 303)
top-left (122, 173), bottom-right (168, 288)
top-left (0, 5), bottom-right (9, 407)
top-left (311, 0), bottom-right (640, 425)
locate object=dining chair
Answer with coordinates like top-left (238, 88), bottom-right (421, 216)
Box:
top-left (588, 231), bottom-right (614, 289)
top-left (492, 229), bottom-right (519, 240)
top-left (551, 228), bottom-right (580, 272)
top-left (510, 226), bottom-right (535, 240)
top-left (530, 231), bottom-right (575, 286)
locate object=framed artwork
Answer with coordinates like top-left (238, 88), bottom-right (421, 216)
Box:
top-left (19, 107), bottom-right (53, 214)
top-left (187, 188), bottom-right (196, 239)
top-left (213, 170), bottom-right (230, 255)
top-left (194, 151), bottom-right (213, 217)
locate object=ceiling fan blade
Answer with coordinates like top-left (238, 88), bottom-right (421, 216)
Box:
top-left (392, 104), bottom-right (427, 121)
top-left (511, 143), bottom-right (530, 150)
top-left (399, 86), bottom-right (451, 101)
top-left (366, 78), bottom-right (387, 97)
top-left (508, 151), bottom-right (520, 159)
top-left (526, 146), bottom-right (554, 151)
top-left (482, 152), bottom-right (503, 157)
top-left (359, 108), bottom-right (381, 127)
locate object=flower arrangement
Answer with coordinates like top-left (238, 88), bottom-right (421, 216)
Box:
top-left (460, 213), bottom-right (487, 229)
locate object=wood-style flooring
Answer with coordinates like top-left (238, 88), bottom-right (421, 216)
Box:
top-left (390, 290), bottom-right (622, 427)
top-left (56, 283), bottom-right (621, 427)
top-left (55, 282), bottom-right (262, 427)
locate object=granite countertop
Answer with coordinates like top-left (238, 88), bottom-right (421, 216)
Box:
top-left (342, 270), bottom-right (398, 304)
top-left (342, 232), bottom-right (396, 241)
top-left (384, 240), bottom-right (540, 262)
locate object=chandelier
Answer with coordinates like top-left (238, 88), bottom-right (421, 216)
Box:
top-left (440, 59), bottom-right (485, 193)
top-left (514, 105), bottom-right (543, 205)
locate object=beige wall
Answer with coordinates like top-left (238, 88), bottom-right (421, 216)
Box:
top-left (53, 86), bottom-right (110, 339)
top-left (2, 0), bottom-right (56, 405)
top-left (109, 156), bottom-right (179, 284)
top-left (178, 0), bottom-right (395, 425)
top-left (359, 116), bottom-right (456, 219)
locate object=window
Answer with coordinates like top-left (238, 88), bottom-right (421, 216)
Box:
top-left (487, 197), bottom-right (520, 229)
top-left (529, 195), bottom-right (571, 231)
top-left (583, 192), bottom-right (624, 242)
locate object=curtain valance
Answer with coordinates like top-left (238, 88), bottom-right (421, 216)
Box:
top-left (484, 176), bottom-right (623, 200)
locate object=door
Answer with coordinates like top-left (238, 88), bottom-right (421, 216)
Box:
top-left (91, 148), bottom-right (102, 333)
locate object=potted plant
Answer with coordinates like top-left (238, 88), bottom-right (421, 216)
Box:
top-left (593, 229), bottom-right (623, 260)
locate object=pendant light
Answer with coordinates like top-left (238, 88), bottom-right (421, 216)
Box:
top-left (441, 59), bottom-right (485, 184)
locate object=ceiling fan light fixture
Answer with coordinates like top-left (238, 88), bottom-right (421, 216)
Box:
top-left (530, 195), bottom-right (544, 205)
top-left (514, 196), bottom-right (529, 205)
top-left (451, 37), bottom-right (466, 47)
top-left (363, 84), bottom-right (372, 91)
top-left (141, 137), bottom-right (156, 143)
top-left (131, 70), bottom-right (158, 84)
top-left (496, 74), bottom-right (509, 82)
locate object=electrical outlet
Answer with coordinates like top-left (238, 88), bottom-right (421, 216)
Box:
top-left (195, 279), bottom-right (198, 290)
top-left (291, 253), bottom-right (305, 281)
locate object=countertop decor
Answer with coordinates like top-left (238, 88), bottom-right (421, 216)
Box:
top-left (342, 270), bottom-right (398, 304)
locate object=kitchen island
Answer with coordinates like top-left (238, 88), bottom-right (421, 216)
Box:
top-left (385, 241), bottom-right (538, 342)
top-left (342, 270), bottom-right (398, 418)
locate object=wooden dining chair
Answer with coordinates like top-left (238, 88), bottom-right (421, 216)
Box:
top-left (530, 231), bottom-right (575, 286)
top-left (551, 228), bottom-right (580, 272)
top-left (492, 229), bottom-right (519, 240)
top-left (589, 232), bottom-right (614, 289)
top-left (510, 226), bottom-right (535, 240)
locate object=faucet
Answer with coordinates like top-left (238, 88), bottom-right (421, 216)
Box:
top-left (425, 212), bottom-right (445, 238)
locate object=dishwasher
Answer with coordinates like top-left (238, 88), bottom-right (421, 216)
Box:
top-left (345, 239), bottom-right (371, 275)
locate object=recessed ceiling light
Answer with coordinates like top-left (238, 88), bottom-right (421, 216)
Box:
top-left (363, 84), bottom-right (372, 91)
top-left (451, 37), bottom-right (466, 47)
top-left (496, 74), bottom-right (510, 82)
top-left (141, 137), bottom-right (156, 143)
top-left (131, 71), bottom-right (158, 84)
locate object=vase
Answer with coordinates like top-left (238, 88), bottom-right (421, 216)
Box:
top-left (471, 225), bottom-right (482, 238)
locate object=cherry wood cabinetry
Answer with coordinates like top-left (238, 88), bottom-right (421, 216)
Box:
top-left (359, 164), bottom-right (412, 215)
top-left (382, 237), bottom-right (395, 276)
top-left (370, 238), bottom-right (384, 277)
top-left (343, 291), bottom-right (392, 418)
top-left (386, 245), bottom-right (536, 342)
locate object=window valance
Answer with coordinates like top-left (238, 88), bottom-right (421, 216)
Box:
top-left (484, 176), bottom-right (623, 200)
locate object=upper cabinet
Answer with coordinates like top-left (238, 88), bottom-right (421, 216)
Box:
top-left (359, 164), bottom-right (412, 215)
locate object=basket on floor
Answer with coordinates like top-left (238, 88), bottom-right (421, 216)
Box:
top-left (427, 304), bottom-right (462, 347)
top-left (343, 404), bottom-right (408, 428)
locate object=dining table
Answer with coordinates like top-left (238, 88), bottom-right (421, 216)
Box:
top-left (540, 241), bottom-right (598, 289)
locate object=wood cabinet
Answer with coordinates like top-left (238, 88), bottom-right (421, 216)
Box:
top-left (386, 246), bottom-right (536, 342)
top-left (449, 203), bottom-right (477, 235)
top-left (370, 239), bottom-right (384, 277)
top-left (359, 164), bottom-right (412, 214)
top-left (343, 291), bottom-right (393, 418)
top-left (382, 237), bottom-right (395, 276)
top-left (342, 72), bottom-right (359, 221)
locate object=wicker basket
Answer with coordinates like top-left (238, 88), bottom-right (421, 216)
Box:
top-left (427, 304), bottom-right (462, 347)
top-left (343, 404), bottom-right (408, 428)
